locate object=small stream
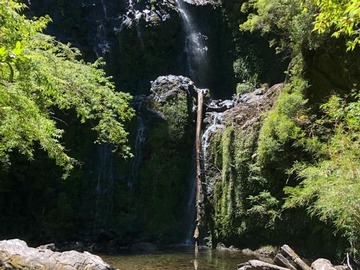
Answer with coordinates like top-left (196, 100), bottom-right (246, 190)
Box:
top-left (101, 248), bottom-right (254, 270)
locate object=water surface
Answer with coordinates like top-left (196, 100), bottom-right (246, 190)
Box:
top-left (102, 247), bottom-right (253, 270)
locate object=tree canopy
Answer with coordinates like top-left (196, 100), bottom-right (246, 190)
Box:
top-left (241, 0), bottom-right (360, 51)
top-left (0, 0), bottom-right (134, 177)
top-left (312, 0), bottom-right (360, 51)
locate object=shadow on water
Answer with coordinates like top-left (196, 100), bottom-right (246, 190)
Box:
top-left (101, 245), bottom-right (255, 270)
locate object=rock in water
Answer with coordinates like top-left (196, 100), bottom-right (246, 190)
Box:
top-left (0, 239), bottom-right (118, 270)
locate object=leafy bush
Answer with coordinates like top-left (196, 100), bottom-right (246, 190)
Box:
top-left (312, 0), bottom-right (360, 51)
top-left (257, 75), bottom-right (308, 166)
top-left (236, 82), bottom-right (255, 95)
top-left (240, 0), bottom-right (315, 53)
top-left (0, 0), bottom-right (134, 177)
top-left (284, 93), bottom-right (360, 253)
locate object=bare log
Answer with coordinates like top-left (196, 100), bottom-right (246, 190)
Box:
top-left (194, 90), bottom-right (204, 255)
top-left (280, 245), bottom-right (312, 270)
top-left (248, 260), bottom-right (291, 270)
top-left (274, 254), bottom-right (297, 270)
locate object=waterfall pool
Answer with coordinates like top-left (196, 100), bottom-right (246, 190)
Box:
top-left (101, 247), bottom-right (254, 270)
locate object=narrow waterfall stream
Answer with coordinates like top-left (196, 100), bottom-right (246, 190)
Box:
top-left (177, 0), bottom-right (208, 87)
top-left (93, 144), bottom-right (115, 232)
top-left (128, 95), bottom-right (147, 191)
top-left (202, 113), bottom-right (224, 167)
top-left (100, 0), bottom-right (108, 19)
top-left (176, 0), bottom-right (212, 247)
top-left (183, 149), bottom-right (196, 245)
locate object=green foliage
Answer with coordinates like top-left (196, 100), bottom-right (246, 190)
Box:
top-left (240, 0), bottom-right (316, 52)
top-left (233, 58), bottom-right (259, 94)
top-left (284, 92), bottom-right (360, 251)
top-left (257, 76), bottom-right (307, 166)
top-left (210, 123), bottom-right (267, 243)
top-left (236, 82), bottom-right (253, 95)
top-left (134, 90), bottom-right (194, 242)
top-left (312, 0), bottom-right (360, 51)
top-left (241, 0), bottom-right (360, 51)
top-left (159, 93), bottom-right (189, 141)
top-left (0, 0), bottom-right (134, 177)
top-left (247, 191), bottom-right (280, 229)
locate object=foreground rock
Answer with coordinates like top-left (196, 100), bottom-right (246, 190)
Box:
top-left (0, 239), bottom-right (118, 270)
top-left (311, 259), bottom-right (338, 270)
top-left (238, 245), bottom-right (349, 270)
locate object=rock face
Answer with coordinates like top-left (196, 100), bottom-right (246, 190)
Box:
top-left (136, 75), bottom-right (199, 241)
top-left (0, 239), bottom-right (117, 270)
top-left (201, 83), bottom-right (284, 247)
top-left (27, 0), bottom-right (235, 97)
top-left (150, 75), bottom-right (204, 104)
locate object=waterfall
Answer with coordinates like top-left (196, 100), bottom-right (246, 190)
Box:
top-left (100, 0), bottom-right (108, 19)
top-left (127, 95), bottom-right (147, 190)
top-left (96, 23), bottom-right (111, 56)
top-left (183, 149), bottom-right (197, 245)
top-left (128, 116), bottom-right (145, 189)
top-left (176, 0), bottom-right (211, 244)
top-left (177, 0), bottom-right (208, 87)
top-left (93, 144), bottom-right (115, 232)
top-left (202, 112), bottom-right (224, 167)
top-left (94, 0), bottom-right (111, 57)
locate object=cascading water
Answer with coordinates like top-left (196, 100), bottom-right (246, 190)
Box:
top-left (202, 112), bottom-right (224, 166)
top-left (93, 144), bottom-right (115, 232)
top-left (119, 0), bottom-right (148, 50)
top-left (176, 0), bottom-right (208, 87)
top-left (127, 95), bottom-right (147, 190)
top-left (100, 0), bottom-right (108, 19)
top-left (92, 0), bottom-right (117, 233)
top-left (183, 149), bottom-right (197, 245)
top-left (176, 0), bottom-right (211, 245)
top-left (95, 0), bottom-right (111, 57)
top-left (96, 23), bottom-right (111, 56)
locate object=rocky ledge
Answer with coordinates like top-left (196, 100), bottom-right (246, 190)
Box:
top-left (0, 239), bottom-right (117, 270)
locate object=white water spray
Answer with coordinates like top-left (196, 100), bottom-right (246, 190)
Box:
top-left (176, 0), bottom-right (208, 86)
top-left (94, 144), bottom-right (114, 232)
top-left (127, 95), bottom-right (147, 191)
top-left (100, 0), bottom-right (108, 19)
top-left (202, 113), bottom-right (224, 167)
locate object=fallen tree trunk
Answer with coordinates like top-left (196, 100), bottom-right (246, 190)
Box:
top-left (274, 253), bottom-right (297, 270)
top-left (239, 245), bottom-right (348, 270)
top-left (238, 259), bottom-right (291, 270)
top-left (194, 89), bottom-right (204, 255)
top-left (280, 245), bottom-right (311, 270)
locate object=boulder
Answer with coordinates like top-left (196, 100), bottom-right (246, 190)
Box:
top-left (150, 75), bottom-right (200, 104)
top-left (0, 239), bottom-right (117, 270)
top-left (311, 259), bottom-right (337, 270)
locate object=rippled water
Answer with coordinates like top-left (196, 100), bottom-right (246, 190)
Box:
top-left (101, 247), bottom-right (254, 270)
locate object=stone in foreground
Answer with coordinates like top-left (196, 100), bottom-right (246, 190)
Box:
top-left (0, 239), bottom-right (118, 270)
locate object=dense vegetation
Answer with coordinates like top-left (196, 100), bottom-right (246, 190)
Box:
top-left (205, 0), bottom-right (360, 257)
top-left (0, 0), bottom-right (135, 241)
top-left (0, 1), bottom-right (134, 176)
